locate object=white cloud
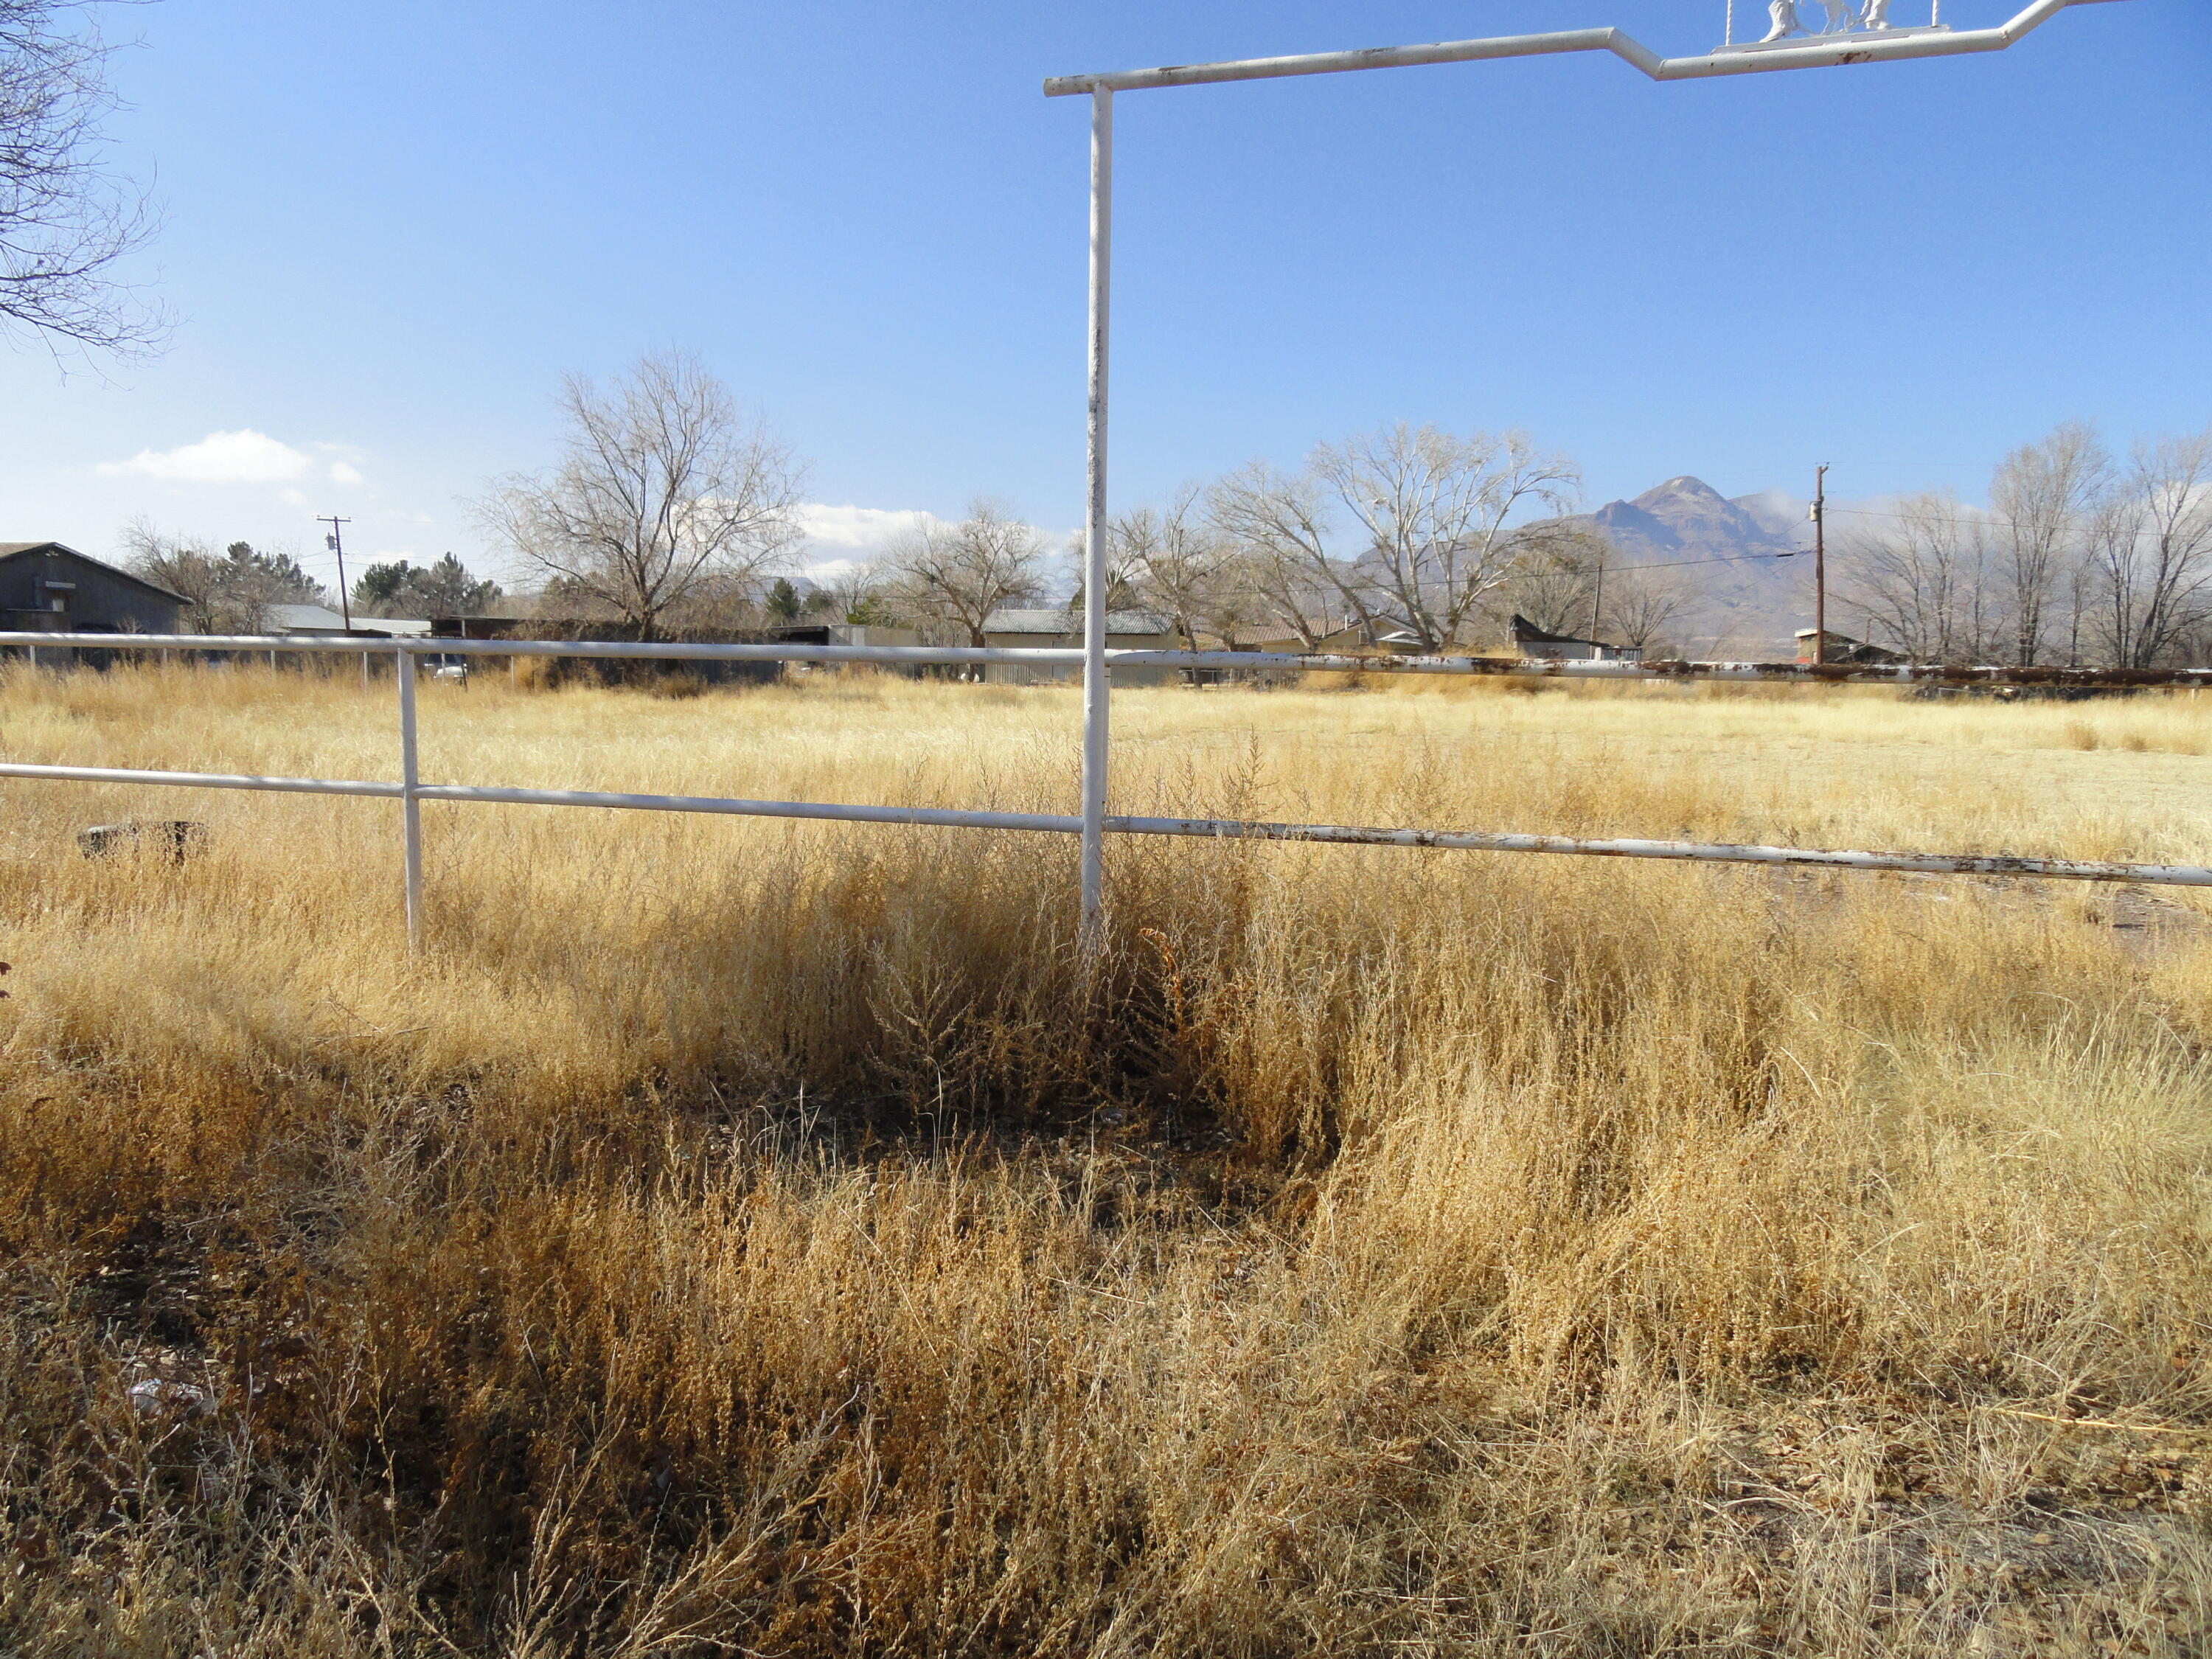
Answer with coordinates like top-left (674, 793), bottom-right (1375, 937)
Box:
top-left (793, 503), bottom-right (942, 559)
top-left (328, 461), bottom-right (364, 485)
top-left (100, 428), bottom-right (319, 484)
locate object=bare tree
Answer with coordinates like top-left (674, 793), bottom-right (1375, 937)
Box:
top-left (1837, 491), bottom-right (1999, 664)
top-left (2090, 426), bottom-right (2212, 668)
top-left (1501, 528), bottom-right (1688, 655)
top-left (1601, 562), bottom-right (1693, 657)
top-left (815, 560), bottom-right (894, 627)
top-left (884, 498), bottom-right (1046, 650)
top-left (1113, 486), bottom-right (1267, 648)
top-left (1205, 460), bottom-right (1343, 647)
top-left (476, 351), bottom-right (804, 640)
top-left (1989, 421), bottom-right (2110, 665)
top-left (1503, 529), bottom-right (1604, 638)
top-left (1, 0), bottom-right (167, 355)
top-left (1208, 424), bottom-right (1578, 654)
top-left (1323, 424), bottom-right (1579, 652)
top-left (122, 519), bottom-right (325, 632)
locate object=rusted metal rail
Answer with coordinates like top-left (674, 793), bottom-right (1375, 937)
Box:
top-left (1108, 649), bottom-right (2212, 690)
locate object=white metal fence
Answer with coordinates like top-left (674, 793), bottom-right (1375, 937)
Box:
top-left (2, 630), bottom-right (2205, 958)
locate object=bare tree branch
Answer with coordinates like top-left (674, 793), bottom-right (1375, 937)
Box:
top-left (1836, 491), bottom-right (2001, 664)
top-left (0, 0), bottom-right (167, 358)
top-left (2093, 426), bottom-right (2212, 669)
top-left (1989, 421), bottom-right (2110, 666)
top-left (474, 351), bottom-right (805, 640)
top-left (1204, 461), bottom-right (1345, 649)
top-left (1208, 425), bottom-right (1579, 653)
top-left (1113, 486), bottom-right (1266, 650)
top-left (883, 498), bottom-right (1046, 652)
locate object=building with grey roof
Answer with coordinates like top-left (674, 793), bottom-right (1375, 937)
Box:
top-left (0, 542), bottom-right (187, 652)
top-left (979, 609), bottom-right (1186, 687)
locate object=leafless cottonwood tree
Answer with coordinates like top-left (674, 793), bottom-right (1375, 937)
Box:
top-left (1503, 529), bottom-right (1606, 639)
top-left (1837, 490), bottom-right (2000, 664)
top-left (121, 519), bottom-right (325, 632)
top-left (1, 0), bottom-right (166, 355)
top-left (1502, 529), bottom-right (1688, 655)
top-left (1204, 462), bottom-right (1344, 648)
top-left (2090, 427), bottom-right (2212, 669)
top-left (1599, 561), bottom-right (1693, 657)
top-left (1208, 424), bottom-right (1577, 653)
top-left (1989, 420), bottom-right (2110, 666)
top-left (884, 498), bottom-right (1047, 650)
top-left (1112, 487), bottom-right (1267, 649)
top-left (476, 351), bottom-right (804, 639)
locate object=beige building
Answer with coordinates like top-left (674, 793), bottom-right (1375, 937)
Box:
top-left (980, 609), bottom-right (1188, 687)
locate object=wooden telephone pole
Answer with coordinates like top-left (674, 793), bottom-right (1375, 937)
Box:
top-left (316, 515), bottom-right (354, 630)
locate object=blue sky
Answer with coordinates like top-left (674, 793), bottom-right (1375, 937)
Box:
top-left (0, 0), bottom-right (2202, 594)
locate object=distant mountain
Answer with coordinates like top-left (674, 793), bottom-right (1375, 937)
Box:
top-left (1553, 476), bottom-right (1817, 658)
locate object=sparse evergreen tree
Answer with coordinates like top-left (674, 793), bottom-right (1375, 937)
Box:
top-left (122, 523), bottom-right (326, 631)
top-left (765, 577), bottom-right (804, 623)
top-left (352, 553), bottom-right (501, 618)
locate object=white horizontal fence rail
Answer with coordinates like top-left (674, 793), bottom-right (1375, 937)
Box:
top-left (0, 754), bottom-right (2202, 889)
top-left (1, 630), bottom-right (2207, 959)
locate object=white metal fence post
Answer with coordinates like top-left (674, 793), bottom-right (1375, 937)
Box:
top-left (396, 644), bottom-right (424, 953)
top-left (1079, 83), bottom-right (1114, 954)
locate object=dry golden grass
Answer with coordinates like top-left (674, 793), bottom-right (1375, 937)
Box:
top-left (3, 662), bottom-right (2212, 1656)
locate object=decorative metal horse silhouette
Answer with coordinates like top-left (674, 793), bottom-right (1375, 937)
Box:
top-left (1760, 0), bottom-right (1902, 41)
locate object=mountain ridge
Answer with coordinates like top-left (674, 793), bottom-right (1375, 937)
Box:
top-left (1552, 476), bottom-right (1817, 658)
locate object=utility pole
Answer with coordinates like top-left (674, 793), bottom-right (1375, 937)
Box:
top-left (1810, 465), bottom-right (1828, 669)
top-left (1589, 542), bottom-right (1607, 658)
top-left (316, 515), bottom-right (354, 630)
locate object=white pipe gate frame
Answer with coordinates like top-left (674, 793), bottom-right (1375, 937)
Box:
top-left (0, 630), bottom-right (2202, 959)
top-left (1046, 0), bottom-right (2130, 944)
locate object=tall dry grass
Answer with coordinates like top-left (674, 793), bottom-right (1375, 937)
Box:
top-left (1, 662), bottom-right (2211, 1655)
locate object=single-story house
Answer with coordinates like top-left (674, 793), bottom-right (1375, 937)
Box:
top-left (1513, 613), bottom-right (1641, 662)
top-left (763, 622), bottom-right (925, 678)
top-left (764, 622), bottom-right (921, 650)
top-left (1246, 620), bottom-right (1433, 657)
top-left (1795, 630), bottom-right (1906, 667)
top-left (0, 541), bottom-right (186, 640)
top-left (980, 610), bottom-right (1187, 688)
top-left (268, 602), bottom-right (434, 638)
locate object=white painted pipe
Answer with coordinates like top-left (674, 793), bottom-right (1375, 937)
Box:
top-left (396, 649), bottom-right (423, 953)
top-left (411, 785), bottom-right (1083, 835)
top-left (1080, 84), bottom-right (1114, 950)
top-left (5, 759), bottom-right (2202, 888)
top-left (0, 762), bottom-right (406, 798)
top-left (1042, 0), bottom-right (2126, 96)
top-left (1110, 815), bottom-right (2212, 887)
